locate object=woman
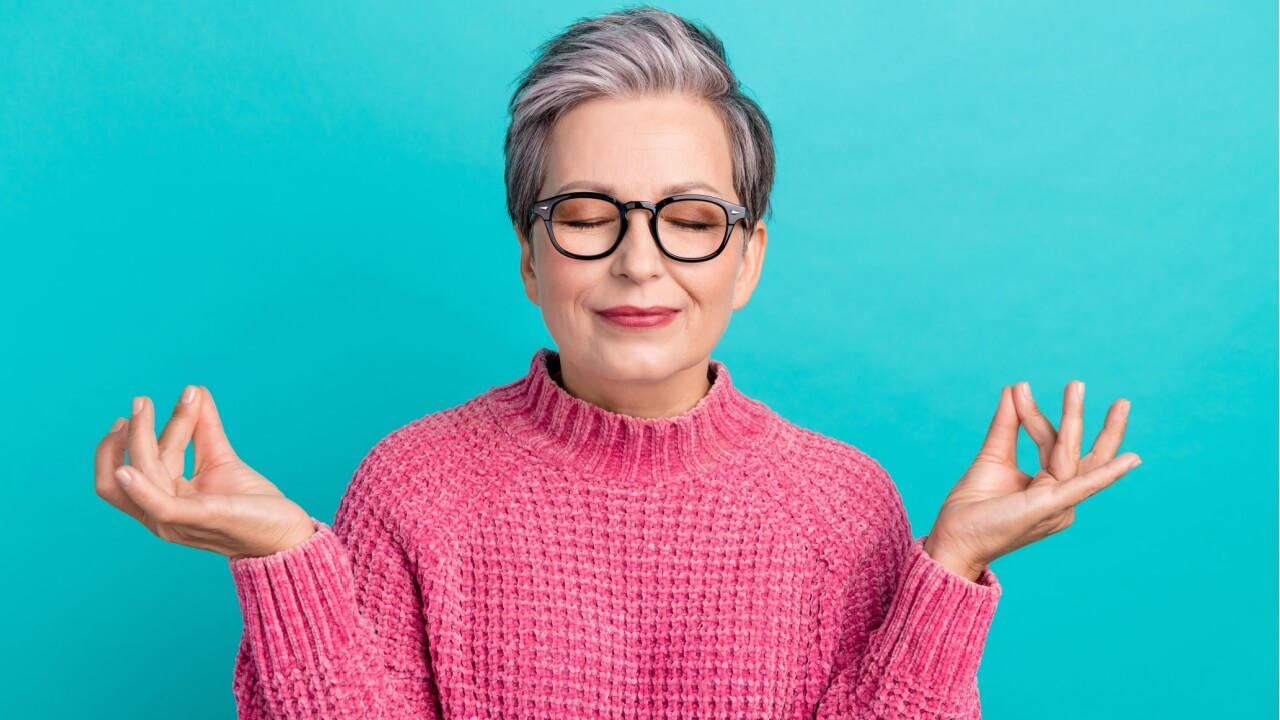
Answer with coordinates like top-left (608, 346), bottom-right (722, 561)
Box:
top-left (94, 6), bottom-right (1140, 719)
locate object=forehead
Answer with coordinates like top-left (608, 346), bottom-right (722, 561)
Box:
top-left (543, 93), bottom-right (736, 200)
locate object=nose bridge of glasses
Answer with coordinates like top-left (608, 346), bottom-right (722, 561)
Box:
top-left (617, 200), bottom-right (661, 240)
top-left (620, 199), bottom-right (659, 220)
top-left (608, 202), bottom-right (666, 263)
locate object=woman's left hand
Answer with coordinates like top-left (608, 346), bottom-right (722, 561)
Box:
top-left (922, 380), bottom-right (1141, 581)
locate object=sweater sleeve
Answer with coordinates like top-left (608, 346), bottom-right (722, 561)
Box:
top-left (227, 444), bottom-right (444, 719)
top-left (814, 484), bottom-right (1002, 719)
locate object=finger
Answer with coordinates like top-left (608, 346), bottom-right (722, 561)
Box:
top-left (192, 385), bottom-right (239, 469)
top-left (1086, 398), bottom-right (1130, 463)
top-left (157, 385), bottom-right (202, 479)
top-left (114, 464), bottom-right (204, 540)
top-left (95, 417), bottom-right (145, 522)
top-left (1046, 451), bottom-right (1142, 512)
top-left (1048, 381), bottom-right (1084, 480)
top-left (1012, 381), bottom-right (1057, 470)
top-left (975, 385), bottom-right (1019, 466)
top-left (127, 395), bottom-right (177, 495)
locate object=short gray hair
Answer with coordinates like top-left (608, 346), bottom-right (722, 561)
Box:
top-left (504, 4), bottom-right (776, 253)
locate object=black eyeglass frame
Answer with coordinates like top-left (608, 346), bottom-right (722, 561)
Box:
top-left (527, 191), bottom-right (751, 263)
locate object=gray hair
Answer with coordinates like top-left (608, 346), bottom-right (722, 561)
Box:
top-left (503, 4), bottom-right (776, 255)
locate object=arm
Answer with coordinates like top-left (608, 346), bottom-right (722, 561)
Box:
top-left (227, 443), bottom-right (444, 719)
top-left (814, 484), bottom-right (1002, 719)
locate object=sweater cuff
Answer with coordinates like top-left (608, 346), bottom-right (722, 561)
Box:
top-left (228, 518), bottom-right (357, 670)
top-left (869, 534), bottom-right (1002, 695)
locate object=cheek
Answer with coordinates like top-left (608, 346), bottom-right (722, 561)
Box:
top-left (537, 258), bottom-right (597, 325)
top-left (539, 260), bottom-right (584, 300)
top-left (684, 266), bottom-right (738, 317)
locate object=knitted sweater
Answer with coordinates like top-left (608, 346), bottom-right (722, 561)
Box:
top-left (228, 347), bottom-right (1002, 719)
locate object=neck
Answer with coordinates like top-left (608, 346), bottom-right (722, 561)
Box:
top-left (549, 352), bottom-right (714, 419)
top-left (485, 347), bottom-right (778, 482)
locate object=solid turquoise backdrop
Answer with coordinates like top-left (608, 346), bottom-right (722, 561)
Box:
top-left (3, 1), bottom-right (1275, 717)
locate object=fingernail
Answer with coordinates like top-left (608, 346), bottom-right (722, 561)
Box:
top-left (132, 396), bottom-right (143, 415)
top-left (109, 417), bottom-right (125, 433)
top-left (1020, 382), bottom-right (1032, 400)
top-left (1077, 381), bottom-right (1085, 400)
top-left (1130, 456), bottom-right (1142, 469)
top-left (114, 468), bottom-right (131, 486)
top-left (181, 385), bottom-right (196, 404)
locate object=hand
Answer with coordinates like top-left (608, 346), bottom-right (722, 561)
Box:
top-left (922, 380), bottom-right (1141, 581)
top-left (94, 385), bottom-right (316, 559)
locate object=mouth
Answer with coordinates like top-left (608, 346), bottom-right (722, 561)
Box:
top-left (595, 308), bottom-right (680, 329)
top-left (596, 306), bottom-right (679, 317)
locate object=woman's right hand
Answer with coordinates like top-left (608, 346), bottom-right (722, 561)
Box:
top-left (95, 385), bottom-right (316, 559)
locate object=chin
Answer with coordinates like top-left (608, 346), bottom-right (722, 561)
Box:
top-left (576, 341), bottom-right (690, 380)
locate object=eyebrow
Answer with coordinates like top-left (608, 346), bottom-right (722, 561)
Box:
top-left (550, 180), bottom-right (725, 198)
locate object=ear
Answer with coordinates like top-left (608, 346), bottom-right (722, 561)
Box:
top-left (515, 223), bottom-right (540, 307)
top-left (731, 219), bottom-right (767, 311)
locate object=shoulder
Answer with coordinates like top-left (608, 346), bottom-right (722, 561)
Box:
top-left (371, 389), bottom-right (499, 461)
top-left (769, 418), bottom-right (910, 538)
top-left (359, 393), bottom-right (495, 473)
top-left (336, 392), bottom-right (500, 531)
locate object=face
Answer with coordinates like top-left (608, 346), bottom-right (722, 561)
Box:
top-left (515, 93), bottom-right (768, 391)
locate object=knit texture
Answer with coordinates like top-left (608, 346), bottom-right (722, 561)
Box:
top-left (228, 347), bottom-right (1002, 719)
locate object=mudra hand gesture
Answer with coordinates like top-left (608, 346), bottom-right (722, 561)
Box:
top-left (923, 380), bottom-right (1141, 581)
top-left (93, 386), bottom-right (316, 559)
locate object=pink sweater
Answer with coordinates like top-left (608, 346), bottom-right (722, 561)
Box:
top-left (228, 348), bottom-right (1002, 719)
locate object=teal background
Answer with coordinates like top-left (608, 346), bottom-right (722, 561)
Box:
top-left (3, 1), bottom-right (1275, 717)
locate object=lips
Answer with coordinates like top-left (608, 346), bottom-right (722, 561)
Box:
top-left (595, 305), bottom-right (680, 330)
top-left (597, 306), bottom-right (678, 317)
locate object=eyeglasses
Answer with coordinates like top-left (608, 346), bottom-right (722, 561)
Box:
top-left (527, 191), bottom-right (751, 262)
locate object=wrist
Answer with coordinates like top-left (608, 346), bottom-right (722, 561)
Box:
top-left (237, 517), bottom-right (317, 559)
top-left (923, 534), bottom-right (986, 583)
top-left (277, 517), bottom-right (317, 552)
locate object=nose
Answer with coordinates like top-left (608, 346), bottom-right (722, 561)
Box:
top-left (611, 206), bottom-right (665, 277)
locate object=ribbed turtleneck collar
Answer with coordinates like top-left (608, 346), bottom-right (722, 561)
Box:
top-left (484, 347), bottom-right (779, 482)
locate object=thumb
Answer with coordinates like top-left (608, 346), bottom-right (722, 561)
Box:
top-left (192, 385), bottom-right (239, 466)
